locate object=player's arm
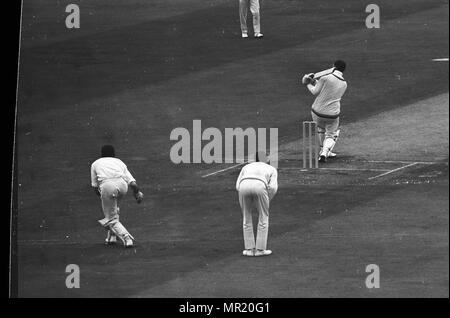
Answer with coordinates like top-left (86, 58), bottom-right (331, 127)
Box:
top-left (93, 187), bottom-right (101, 196)
top-left (129, 181), bottom-right (144, 203)
top-left (91, 164), bottom-right (100, 196)
top-left (267, 169), bottom-right (278, 200)
top-left (301, 73), bottom-right (315, 86)
top-left (307, 77), bottom-right (325, 95)
top-left (123, 165), bottom-right (144, 203)
top-left (236, 167), bottom-right (246, 191)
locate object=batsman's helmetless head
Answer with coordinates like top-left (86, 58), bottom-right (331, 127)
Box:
top-left (101, 145), bottom-right (115, 157)
top-left (333, 60), bottom-right (346, 72)
top-left (255, 151), bottom-right (268, 163)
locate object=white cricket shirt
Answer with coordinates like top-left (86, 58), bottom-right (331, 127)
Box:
top-left (307, 70), bottom-right (347, 118)
top-left (236, 162), bottom-right (278, 199)
top-left (90, 157), bottom-right (136, 187)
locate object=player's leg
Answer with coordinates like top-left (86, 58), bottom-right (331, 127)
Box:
top-left (317, 128), bottom-right (325, 151)
top-left (311, 112), bottom-right (326, 154)
top-left (250, 0), bottom-right (262, 37)
top-left (98, 181), bottom-right (134, 247)
top-left (99, 218), bottom-right (134, 248)
top-left (104, 180), bottom-right (128, 244)
top-left (239, 180), bottom-right (256, 256)
top-left (239, 182), bottom-right (256, 255)
top-left (320, 117), bottom-right (339, 162)
top-left (239, 0), bottom-right (249, 37)
top-left (105, 229), bottom-right (117, 245)
top-left (104, 184), bottom-right (125, 245)
top-left (255, 185), bottom-right (271, 256)
top-left (328, 129), bottom-right (340, 158)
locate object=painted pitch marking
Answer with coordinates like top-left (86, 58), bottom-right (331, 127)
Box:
top-left (368, 162), bottom-right (419, 180)
top-left (201, 162), bottom-right (247, 178)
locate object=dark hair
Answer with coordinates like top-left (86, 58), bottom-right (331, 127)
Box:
top-left (334, 60), bottom-right (346, 72)
top-left (255, 151), bottom-right (268, 163)
top-left (101, 145), bottom-right (115, 157)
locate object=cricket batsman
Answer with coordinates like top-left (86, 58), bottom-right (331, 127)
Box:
top-left (301, 60), bottom-right (348, 162)
top-left (236, 151), bottom-right (278, 257)
top-left (90, 145), bottom-right (144, 248)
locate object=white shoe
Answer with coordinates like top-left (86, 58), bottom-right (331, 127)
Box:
top-left (242, 249), bottom-right (255, 256)
top-left (254, 249), bottom-right (272, 256)
top-left (254, 33), bottom-right (264, 38)
top-left (328, 152), bottom-right (337, 158)
top-left (241, 32), bottom-right (248, 38)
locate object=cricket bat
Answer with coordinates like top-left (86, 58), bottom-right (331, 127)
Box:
top-left (313, 67), bottom-right (335, 79)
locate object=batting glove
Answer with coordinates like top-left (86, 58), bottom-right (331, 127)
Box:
top-left (134, 191), bottom-right (144, 204)
top-left (302, 73), bottom-right (315, 85)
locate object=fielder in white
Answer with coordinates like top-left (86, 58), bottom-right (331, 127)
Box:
top-left (239, 0), bottom-right (263, 38)
top-left (302, 60), bottom-right (348, 162)
top-left (236, 151), bottom-right (278, 257)
top-left (91, 145), bottom-right (144, 248)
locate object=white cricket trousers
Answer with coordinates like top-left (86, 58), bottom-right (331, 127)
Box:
top-left (238, 179), bottom-right (270, 250)
top-left (239, 0), bottom-right (261, 34)
top-left (100, 178), bottom-right (128, 220)
top-left (97, 178), bottom-right (132, 241)
top-left (311, 111), bottom-right (340, 155)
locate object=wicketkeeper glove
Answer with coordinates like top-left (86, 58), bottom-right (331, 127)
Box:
top-left (134, 191), bottom-right (144, 204)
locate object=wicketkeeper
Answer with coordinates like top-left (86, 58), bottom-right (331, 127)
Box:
top-left (91, 145), bottom-right (144, 248)
top-left (301, 60), bottom-right (348, 162)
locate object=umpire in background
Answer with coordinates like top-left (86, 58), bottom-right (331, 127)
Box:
top-left (239, 0), bottom-right (264, 38)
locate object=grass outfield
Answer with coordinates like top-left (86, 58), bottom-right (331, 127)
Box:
top-left (15, 0), bottom-right (448, 297)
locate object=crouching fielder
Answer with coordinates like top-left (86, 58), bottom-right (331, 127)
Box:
top-left (236, 151), bottom-right (278, 257)
top-left (302, 60), bottom-right (347, 162)
top-left (90, 145), bottom-right (144, 248)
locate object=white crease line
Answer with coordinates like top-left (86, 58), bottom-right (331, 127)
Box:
top-left (17, 238), bottom-right (208, 245)
top-left (18, 240), bottom-right (81, 245)
top-left (201, 162), bottom-right (247, 178)
top-left (280, 167), bottom-right (388, 171)
top-left (200, 159), bottom-right (444, 178)
top-left (272, 158), bottom-right (442, 165)
top-left (366, 160), bottom-right (439, 164)
top-left (432, 58), bottom-right (449, 62)
top-left (280, 167), bottom-right (391, 172)
top-left (368, 162), bottom-right (419, 180)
